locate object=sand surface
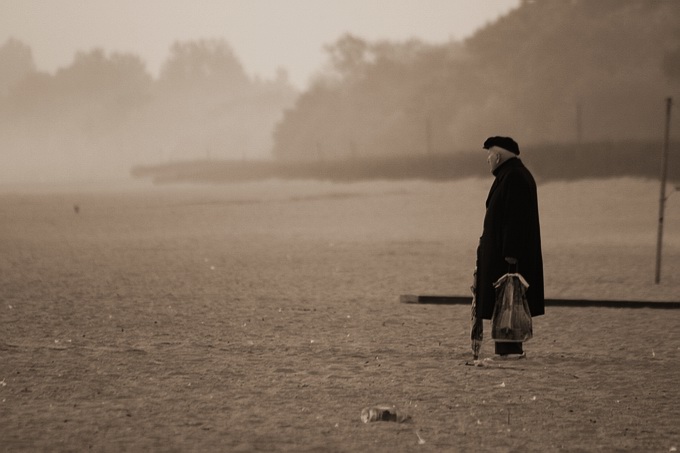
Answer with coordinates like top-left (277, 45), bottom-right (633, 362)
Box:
top-left (1, 178), bottom-right (679, 452)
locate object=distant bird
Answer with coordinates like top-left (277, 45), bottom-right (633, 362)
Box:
top-left (73, 204), bottom-right (80, 214)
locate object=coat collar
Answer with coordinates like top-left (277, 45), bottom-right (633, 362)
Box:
top-left (492, 156), bottom-right (522, 177)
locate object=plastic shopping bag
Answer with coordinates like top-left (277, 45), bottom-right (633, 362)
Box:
top-left (491, 273), bottom-right (533, 342)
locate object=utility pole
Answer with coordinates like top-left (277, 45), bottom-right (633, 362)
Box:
top-left (426, 117), bottom-right (433, 155)
top-left (655, 97), bottom-right (673, 284)
top-left (576, 102), bottom-right (583, 144)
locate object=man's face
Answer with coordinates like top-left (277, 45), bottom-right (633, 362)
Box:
top-left (486, 147), bottom-right (502, 172)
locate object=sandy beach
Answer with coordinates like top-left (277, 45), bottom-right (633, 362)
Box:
top-left (1, 177), bottom-right (679, 452)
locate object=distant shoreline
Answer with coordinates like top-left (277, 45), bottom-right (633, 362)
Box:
top-left (131, 140), bottom-right (680, 185)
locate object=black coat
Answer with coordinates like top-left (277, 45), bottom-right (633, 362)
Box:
top-left (475, 158), bottom-right (545, 319)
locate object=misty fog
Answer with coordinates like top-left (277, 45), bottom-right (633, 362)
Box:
top-left (0, 39), bottom-right (297, 184)
top-left (2, 0), bottom-right (680, 185)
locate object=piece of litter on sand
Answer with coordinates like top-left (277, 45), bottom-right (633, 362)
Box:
top-left (361, 405), bottom-right (410, 423)
top-left (416, 431), bottom-right (426, 445)
top-left (670, 446), bottom-right (677, 452)
top-left (465, 358), bottom-right (494, 367)
top-left (499, 382), bottom-right (506, 388)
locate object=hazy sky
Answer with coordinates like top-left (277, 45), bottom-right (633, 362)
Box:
top-left (0, 0), bottom-right (519, 89)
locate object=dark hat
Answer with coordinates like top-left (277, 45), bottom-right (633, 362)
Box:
top-left (483, 136), bottom-right (520, 155)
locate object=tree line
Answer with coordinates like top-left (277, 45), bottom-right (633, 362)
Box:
top-left (273, 0), bottom-right (680, 161)
top-left (3, 0), bottom-right (680, 183)
top-left (0, 38), bottom-right (297, 182)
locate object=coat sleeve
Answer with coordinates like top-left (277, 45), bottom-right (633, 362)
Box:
top-left (501, 172), bottom-right (532, 261)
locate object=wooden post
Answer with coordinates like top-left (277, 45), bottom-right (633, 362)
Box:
top-left (576, 102), bottom-right (583, 144)
top-left (655, 97), bottom-right (673, 284)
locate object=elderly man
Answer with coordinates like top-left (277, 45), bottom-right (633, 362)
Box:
top-left (473, 136), bottom-right (544, 358)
